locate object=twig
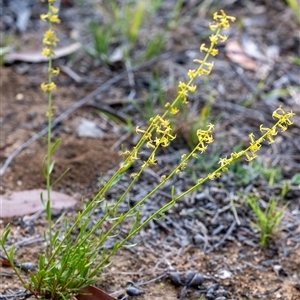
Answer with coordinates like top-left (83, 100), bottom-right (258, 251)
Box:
top-left (0, 290), bottom-right (32, 300)
top-left (205, 220), bottom-right (237, 253)
top-left (0, 52), bottom-right (175, 176)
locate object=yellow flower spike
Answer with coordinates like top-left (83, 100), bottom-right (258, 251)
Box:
top-left (161, 175), bottom-right (167, 181)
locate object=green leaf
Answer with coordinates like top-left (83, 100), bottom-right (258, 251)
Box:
top-left (1, 225), bottom-right (11, 246)
top-left (51, 168), bottom-right (70, 188)
top-left (49, 138), bottom-right (61, 156)
top-left (48, 161), bottom-right (55, 175)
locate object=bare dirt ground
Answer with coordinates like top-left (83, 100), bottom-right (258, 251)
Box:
top-left (1, 0), bottom-right (300, 299)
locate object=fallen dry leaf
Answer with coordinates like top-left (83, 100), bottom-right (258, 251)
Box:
top-left (76, 286), bottom-right (117, 300)
top-left (225, 39), bottom-right (257, 71)
top-left (1, 189), bottom-right (78, 218)
top-left (5, 42), bottom-right (81, 64)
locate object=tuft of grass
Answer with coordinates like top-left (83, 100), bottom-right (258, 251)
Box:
top-left (88, 0), bottom-right (164, 64)
top-left (247, 196), bottom-right (287, 247)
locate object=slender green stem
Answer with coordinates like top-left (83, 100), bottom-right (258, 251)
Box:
top-left (46, 1), bottom-right (53, 258)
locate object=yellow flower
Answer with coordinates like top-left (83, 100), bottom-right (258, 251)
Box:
top-left (188, 69), bottom-right (197, 79)
top-left (136, 126), bottom-right (145, 134)
top-left (42, 48), bottom-right (52, 57)
top-left (170, 107), bottom-right (179, 115)
top-left (161, 175), bottom-right (167, 181)
top-left (50, 67), bottom-right (60, 75)
top-left (209, 34), bottom-right (219, 44)
top-left (188, 85), bottom-right (197, 92)
top-left (40, 14), bottom-right (48, 21)
top-left (130, 173), bottom-right (138, 178)
top-left (49, 15), bottom-right (60, 23)
top-left (210, 49), bottom-right (218, 56)
top-left (41, 82), bottom-right (57, 93)
top-left (50, 5), bottom-right (59, 14)
top-left (209, 23), bottom-right (219, 31)
top-left (43, 29), bottom-right (59, 47)
top-left (200, 44), bottom-right (208, 52)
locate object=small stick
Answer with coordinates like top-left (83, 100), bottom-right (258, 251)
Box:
top-left (205, 220), bottom-right (236, 253)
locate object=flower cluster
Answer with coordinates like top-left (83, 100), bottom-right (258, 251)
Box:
top-left (174, 10), bottom-right (235, 111)
top-left (41, 2), bottom-right (60, 58)
top-left (40, 0), bottom-right (60, 94)
top-left (40, 3), bottom-right (60, 24)
top-left (177, 123), bottom-right (215, 173)
top-left (217, 106), bottom-right (295, 170)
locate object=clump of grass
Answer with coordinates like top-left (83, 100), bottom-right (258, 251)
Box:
top-left (248, 196), bottom-right (287, 247)
top-left (88, 0), bottom-right (165, 64)
top-left (0, 3), bottom-right (295, 300)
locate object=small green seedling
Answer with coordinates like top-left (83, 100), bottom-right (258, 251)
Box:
top-left (248, 196), bottom-right (287, 247)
